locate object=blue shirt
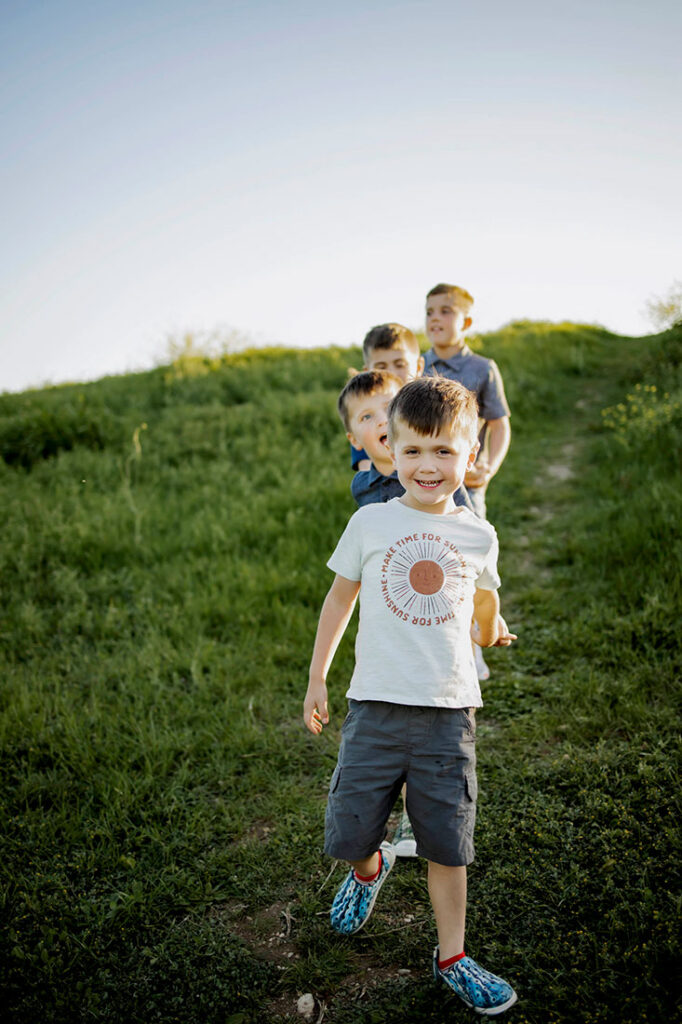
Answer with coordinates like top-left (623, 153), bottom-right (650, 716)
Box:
top-left (350, 442), bottom-right (368, 470)
top-left (351, 465), bottom-right (405, 507)
top-left (423, 345), bottom-right (510, 425)
top-left (351, 463), bottom-right (474, 512)
top-left (352, 347), bottom-right (509, 472)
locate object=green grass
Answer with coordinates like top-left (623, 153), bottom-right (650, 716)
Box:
top-left (1, 324), bottom-right (680, 1023)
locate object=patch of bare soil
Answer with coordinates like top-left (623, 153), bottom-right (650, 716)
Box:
top-left (266, 954), bottom-right (416, 1023)
top-left (230, 819), bottom-right (276, 850)
top-left (210, 898), bottom-right (299, 964)
top-left (546, 462), bottom-right (574, 481)
top-left (527, 505), bottom-right (555, 524)
top-left (537, 441), bottom-right (577, 485)
top-left (227, 818), bottom-right (424, 1020)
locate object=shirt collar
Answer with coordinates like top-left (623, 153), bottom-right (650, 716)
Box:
top-left (367, 462), bottom-right (397, 483)
top-left (424, 344), bottom-right (473, 370)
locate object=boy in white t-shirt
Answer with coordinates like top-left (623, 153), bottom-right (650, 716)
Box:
top-left (303, 376), bottom-right (518, 1016)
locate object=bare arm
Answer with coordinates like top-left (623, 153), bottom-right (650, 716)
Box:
top-left (486, 416), bottom-right (511, 478)
top-left (473, 589), bottom-right (517, 647)
top-left (303, 574), bottom-right (361, 734)
top-left (465, 417), bottom-right (511, 488)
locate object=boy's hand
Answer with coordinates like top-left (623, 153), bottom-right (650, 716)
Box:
top-left (471, 615), bottom-right (517, 647)
top-left (492, 615), bottom-right (517, 647)
top-left (304, 680), bottom-right (329, 735)
top-left (464, 458), bottom-right (490, 489)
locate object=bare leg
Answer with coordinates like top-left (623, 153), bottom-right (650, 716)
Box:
top-left (428, 861), bottom-right (467, 959)
top-left (473, 638), bottom-right (490, 680)
top-left (350, 851), bottom-right (380, 876)
top-left (471, 617), bottom-right (490, 680)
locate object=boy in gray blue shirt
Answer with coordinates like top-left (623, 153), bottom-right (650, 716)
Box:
top-left (424, 284), bottom-right (511, 521)
top-left (424, 284), bottom-right (511, 681)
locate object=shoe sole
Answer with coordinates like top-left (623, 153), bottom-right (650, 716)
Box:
top-left (471, 991), bottom-right (518, 1016)
top-left (437, 975), bottom-right (518, 1017)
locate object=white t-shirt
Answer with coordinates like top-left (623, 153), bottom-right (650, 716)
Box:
top-left (327, 497), bottom-right (501, 709)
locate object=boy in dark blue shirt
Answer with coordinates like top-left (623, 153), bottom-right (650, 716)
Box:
top-left (347, 324), bottom-right (473, 512)
top-left (339, 369), bottom-right (404, 505)
top-left (349, 323), bottom-right (424, 473)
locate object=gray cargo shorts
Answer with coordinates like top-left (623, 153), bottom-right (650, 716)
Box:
top-left (324, 699), bottom-right (477, 867)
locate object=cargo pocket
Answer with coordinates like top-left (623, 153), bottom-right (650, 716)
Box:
top-left (463, 707), bottom-right (477, 737)
top-left (329, 765), bottom-right (342, 794)
top-left (464, 768), bottom-right (478, 804)
top-left (463, 768), bottom-right (478, 839)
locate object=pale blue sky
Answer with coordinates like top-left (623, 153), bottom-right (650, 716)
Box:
top-left (1, 0), bottom-right (680, 392)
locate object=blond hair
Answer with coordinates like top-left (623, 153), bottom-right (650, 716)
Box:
top-left (337, 370), bottom-right (402, 433)
top-left (362, 323), bottom-right (421, 364)
top-left (426, 283), bottom-right (474, 315)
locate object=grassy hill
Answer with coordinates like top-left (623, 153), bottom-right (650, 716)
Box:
top-left (1, 323), bottom-right (680, 1023)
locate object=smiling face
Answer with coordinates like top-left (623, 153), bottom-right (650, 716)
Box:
top-left (346, 386), bottom-right (399, 471)
top-left (366, 344), bottom-right (424, 384)
top-left (425, 294), bottom-right (472, 355)
top-left (390, 417), bottom-right (479, 515)
top-left (409, 559), bottom-right (445, 594)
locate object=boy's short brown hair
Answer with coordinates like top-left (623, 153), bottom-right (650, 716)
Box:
top-left (387, 376), bottom-right (479, 446)
top-left (362, 323), bottom-right (421, 365)
top-left (337, 369), bottom-right (402, 433)
top-left (426, 283), bottom-right (474, 315)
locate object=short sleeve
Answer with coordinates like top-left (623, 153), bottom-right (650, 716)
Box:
top-left (474, 529), bottom-right (501, 591)
top-left (327, 512), bottom-right (364, 581)
top-left (350, 442), bottom-right (368, 470)
top-left (350, 470), bottom-right (372, 507)
top-left (478, 360), bottom-right (511, 422)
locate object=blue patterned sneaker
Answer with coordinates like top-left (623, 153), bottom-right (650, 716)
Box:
top-left (392, 811), bottom-right (418, 859)
top-left (330, 842), bottom-right (396, 934)
top-left (433, 947), bottom-right (518, 1016)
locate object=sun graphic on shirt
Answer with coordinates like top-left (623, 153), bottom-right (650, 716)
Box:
top-left (382, 537), bottom-right (468, 620)
top-left (409, 560), bottom-right (445, 595)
